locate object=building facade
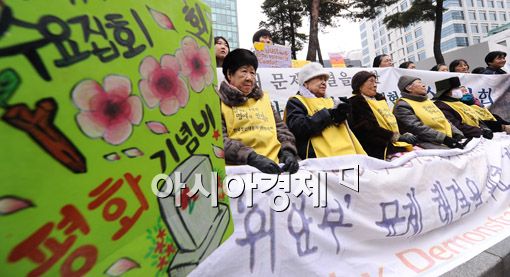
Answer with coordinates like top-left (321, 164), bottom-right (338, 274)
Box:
top-left (203, 0), bottom-right (240, 49)
top-left (359, 0), bottom-right (510, 67)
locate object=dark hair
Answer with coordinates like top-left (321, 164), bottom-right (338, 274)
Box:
top-left (373, 54), bottom-right (389, 67)
top-left (484, 51), bottom-right (507, 65)
top-left (252, 29), bottom-right (272, 43)
top-left (214, 36), bottom-right (230, 51)
top-left (449, 59), bottom-right (469, 72)
top-left (399, 61), bottom-right (415, 69)
top-left (430, 63), bottom-right (446, 71)
top-left (471, 67), bottom-right (486, 74)
top-left (222, 49), bottom-right (258, 82)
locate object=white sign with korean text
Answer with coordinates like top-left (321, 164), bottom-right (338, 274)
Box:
top-left (216, 67), bottom-right (510, 120)
top-left (191, 134), bottom-right (510, 276)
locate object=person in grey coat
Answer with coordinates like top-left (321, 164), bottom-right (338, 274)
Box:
top-left (393, 76), bottom-right (465, 149)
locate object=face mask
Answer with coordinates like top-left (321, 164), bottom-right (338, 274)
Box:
top-left (460, 93), bottom-right (475, 105)
top-left (450, 88), bottom-right (464, 99)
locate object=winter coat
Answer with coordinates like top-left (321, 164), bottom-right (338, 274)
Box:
top-left (218, 81), bottom-right (297, 165)
top-left (284, 94), bottom-right (334, 159)
top-left (482, 67), bottom-right (507, 75)
top-left (393, 92), bottom-right (463, 148)
top-left (434, 97), bottom-right (489, 138)
top-left (348, 93), bottom-right (406, 159)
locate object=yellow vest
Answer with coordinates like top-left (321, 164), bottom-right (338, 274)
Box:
top-left (365, 98), bottom-right (413, 154)
top-left (399, 98), bottom-right (453, 137)
top-left (221, 93), bottom-right (281, 163)
top-left (292, 95), bottom-right (366, 158)
top-left (470, 104), bottom-right (497, 121)
top-left (441, 101), bottom-right (480, 127)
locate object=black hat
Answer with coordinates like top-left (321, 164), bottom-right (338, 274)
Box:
top-left (252, 29), bottom-right (271, 43)
top-left (434, 77), bottom-right (461, 99)
top-left (484, 51), bottom-right (507, 65)
top-left (222, 49), bottom-right (258, 81)
top-left (351, 71), bottom-right (376, 93)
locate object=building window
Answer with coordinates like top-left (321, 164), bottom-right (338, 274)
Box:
top-left (488, 0), bottom-right (495, 7)
top-left (467, 0), bottom-right (475, 6)
top-left (400, 0), bottom-right (408, 11)
top-left (441, 37), bottom-right (469, 51)
top-left (500, 12), bottom-right (507, 21)
top-left (416, 39), bottom-right (424, 49)
top-left (389, 42), bottom-right (395, 51)
top-left (406, 44), bottom-right (415, 53)
top-left (415, 28), bottom-right (423, 37)
top-left (382, 46), bottom-right (388, 54)
top-left (497, 1), bottom-right (504, 7)
top-left (445, 0), bottom-right (462, 7)
top-left (361, 23), bottom-right (366, 31)
top-left (481, 23), bottom-right (489, 33)
top-left (468, 11), bottom-right (476, 20)
top-left (477, 0), bottom-right (484, 6)
top-left (442, 23), bottom-right (466, 37)
top-left (444, 10), bottom-right (464, 22)
top-left (489, 12), bottom-right (497, 21)
top-left (479, 11), bottom-right (487, 20)
top-left (418, 51), bottom-right (426, 61)
top-left (473, 36), bottom-right (481, 44)
top-left (471, 24), bottom-right (479, 33)
top-left (398, 38), bottom-right (404, 46)
top-left (381, 37), bottom-right (387, 45)
top-left (398, 48), bottom-right (405, 56)
top-left (405, 33), bottom-right (413, 43)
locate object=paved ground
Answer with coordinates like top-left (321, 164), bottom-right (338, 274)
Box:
top-left (442, 236), bottom-right (510, 276)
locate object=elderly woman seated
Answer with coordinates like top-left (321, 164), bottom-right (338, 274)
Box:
top-left (348, 71), bottom-right (416, 160)
top-left (219, 49), bottom-right (299, 174)
top-left (284, 62), bottom-right (366, 159)
top-left (433, 77), bottom-right (493, 140)
top-left (393, 76), bottom-right (465, 149)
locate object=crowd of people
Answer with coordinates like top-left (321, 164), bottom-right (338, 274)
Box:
top-left (214, 29), bottom-right (509, 173)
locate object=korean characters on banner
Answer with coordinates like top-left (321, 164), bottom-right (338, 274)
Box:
top-left (0, 1), bottom-right (232, 276)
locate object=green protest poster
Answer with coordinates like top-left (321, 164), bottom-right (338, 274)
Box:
top-left (0, 0), bottom-right (232, 276)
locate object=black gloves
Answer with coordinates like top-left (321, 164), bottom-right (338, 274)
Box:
top-left (443, 136), bottom-right (463, 149)
top-left (329, 102), bottom-right (351, 124)
top-left (398, 133), bottom-right (418, 145)
top-left (482, 128), bottom-right (493, 139)
top-left (247, 152), bottom-right (282, 174)
top-left (280, 150), bottom-right (299, 174)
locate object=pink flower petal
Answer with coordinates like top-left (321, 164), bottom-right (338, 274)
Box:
top-left (77, 112), bottom-right (106, 138)
top-left (199, 47), bottom-right (212, 67)
top-left (104, 153), bottom-right (121, 161)
top-left (175, 49), bottom-right (191, 76)
top-left (105, 257), bottom-right (140, 276)
top-left (181, 36), bottom-right (198, 52)
top-left (122, 147), bottom-right (144, 158)
top-left (104, 120), bottom-right (132, 145)
top-left (127, 96), bottom-right (142, 125)
top-left (160, 55), bottom-right (180, 72)
top-left (212, 145), bottom-right (224, 159)
top-left (146, 121), bottom-right (169, 134)
top-left (176, 78), bottom-right (189, 106)
top-left (0, 196), bottom-right (33, 215)
top-left (72, 80), bottom-right (102, 110)
top-left (104, 75), bottom-right (131, 99)
top-left (139, 56), bottom-right (159, 79)
top-left (147, 6), bottom-right (176, 30)
top-left (160, 97), bottom-right (179, 116)
top-left (189, 74), bottom-right (206, 92)
top-left (139, 80), bottom-right (159, 108)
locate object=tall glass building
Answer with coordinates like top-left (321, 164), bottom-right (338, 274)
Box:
top-left (359, 0), bottom-right (510, 66)
top-left (203, 0), bottom-right (240, 49)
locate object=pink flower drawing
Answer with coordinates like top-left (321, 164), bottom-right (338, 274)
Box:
top-left (72, 75), bottom-right (142, 145)
top-left (176, 36), bottom-right (214, 92)
top-left (139, 55), bottom-right (189, 115)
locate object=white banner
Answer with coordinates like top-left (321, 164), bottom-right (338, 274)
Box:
top-left (216, 67), bottom-right (510, 120)
top-left (191, 134), bottom-right (510, 276)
